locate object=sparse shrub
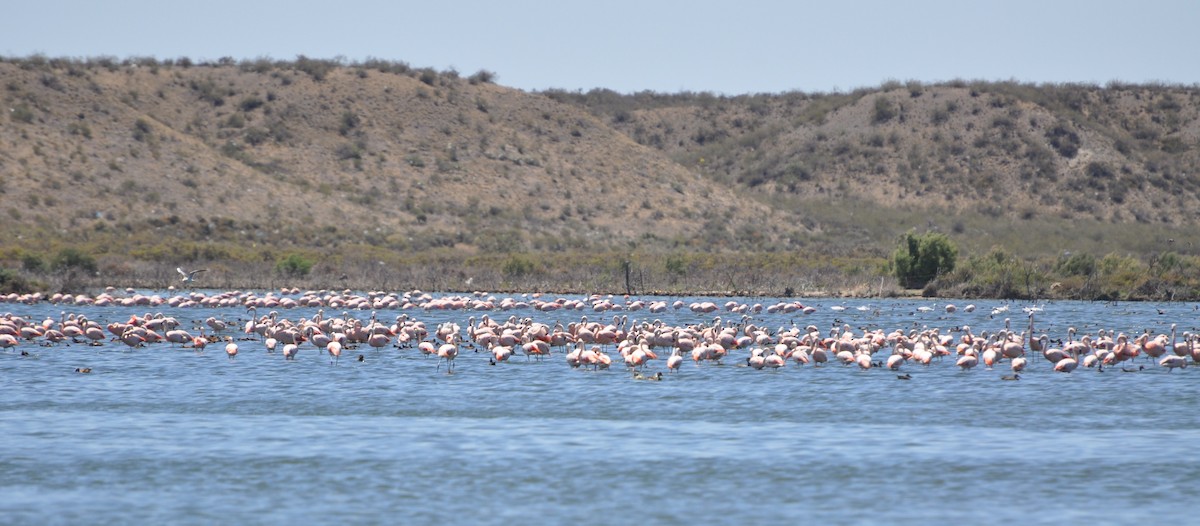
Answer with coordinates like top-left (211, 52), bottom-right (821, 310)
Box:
top-left (468, 69), bottom-right (496, 85)
top-left (872, 97), bottom-right (897, 124)
top-left (243, 127), bottom-right (269, 146)
top-left (294, 55), bottom-right (336, 81)
top-left (1045, 124), bottom-right (1080, 158)
top-left (1086, 161), bottom-right (1114, 179)
top-left (931, 107), bottom-right (950, 125)
top-left (339, 111), bottom-right (360, 136)
top-left (220, 113), bottom-right (245, 129)
top-left (334, 142), bottom-right (363, 161)
top-left (68, 122), bottom-right (92, 138)
top-left (418, 68), bottom-right (438, 86)
top-left (238, 96), bottom-right (264, 112)
top-left (1161, 137), bottom-right (1187, 154)
top-left (10, 103), bottom-right (34, 124)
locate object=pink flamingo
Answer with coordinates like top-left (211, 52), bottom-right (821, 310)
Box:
top-left (437, 343), bottom-right (458, 372)
top-left (191, 335), bottom-right (207, 353)
top-left (1010, 356), bottom-right (1027, 372)
top-left (1159, 354), bottom-right (1187, 372)
top-left (1054, 357), bottom-right (1078, 373)
top-left (367, 329), bottom-right (392, 352)
top-left (747, 348), bottom-right (766, 370)
top-left (565, 344), bottom-right (583, 368)
top-left (956, 354), bottom-right (978, 371)
top-left (327, 341), bottom-right (343, 365)
top-left (119, 327), bottom-right (145, 349)
top-left (418, 341), bottom-right (437, 358)
top-left (666, 349), bottom-right (683, 373)
top-left (764, 353), bottom-right (786, 370)
top-left (225, 342), bottom-right (238, 360)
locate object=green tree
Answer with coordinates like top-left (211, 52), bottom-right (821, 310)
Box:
top-left (275, 253), bottom-right (314, 277)
top-left (892, 231), bottom-right (957, 289)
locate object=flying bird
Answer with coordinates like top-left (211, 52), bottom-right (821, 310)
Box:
top-left (177, 267), bottom-right (208, 284)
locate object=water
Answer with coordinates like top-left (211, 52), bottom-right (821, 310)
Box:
top-left (3, 294), bottom-right (1200, 525)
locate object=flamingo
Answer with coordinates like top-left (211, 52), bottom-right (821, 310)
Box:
top-left (418, 341), bottom-right (437, 359)
top-left (1054, 356), bottom-right (1078, 373)
top-left (437, 343), bottom-right (458, 372)
top-left (1159, 354), bottom-right (1187, 372)
top-left (1010, 356), bottom-right (1027, 372)
top-left (191, 335), bottom-right (207, 353)
top-left (666, 349), bottom-right (683, 373)
top-left (118, 327), bottom-right (145, 349)
top-left (764, 353), bottom-right (786, 370)
top-left (225, 342), bottom-right (238, 360)
top-left (327, 341), bottom-right (343, 365)
top-left (955, 354), bottom-right (978, 371)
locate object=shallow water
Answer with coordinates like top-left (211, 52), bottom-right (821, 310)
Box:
top-left (2, 294), bottom-right (1199, 525)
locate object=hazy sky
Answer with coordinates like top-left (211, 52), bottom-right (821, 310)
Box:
top-left (4, 0), bottom-right (1198, 94)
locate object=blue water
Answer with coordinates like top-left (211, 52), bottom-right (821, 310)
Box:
top-left (3, 294), bottom-right (1200, 525)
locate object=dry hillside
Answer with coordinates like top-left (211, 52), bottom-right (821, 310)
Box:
top-left (551, 82), bottom-right (1200, 251)
top-left (0, 57), bottom-right (786, 261)
top-left (2, 56), bottom-right (1199, 292)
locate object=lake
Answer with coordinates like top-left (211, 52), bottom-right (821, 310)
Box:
top-left (2, 292), bottom-right (1199, 525)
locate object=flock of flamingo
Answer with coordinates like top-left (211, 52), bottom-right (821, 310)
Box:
top-left (1, 287), bottom-right (1196, 377)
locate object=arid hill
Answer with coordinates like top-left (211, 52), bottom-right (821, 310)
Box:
top-left (549, 81), bottom-right (1200, 252)
top-left (1, 56), bottom-right (1198, 294)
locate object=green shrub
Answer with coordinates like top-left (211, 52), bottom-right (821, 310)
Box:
top-left (275, 253), bottom-right (314, 277)
top-left (0, 267), bottom-right (38, 294)
top-left (21, 253), bottom-right (45, 272)
top-left (502, 254), bottom-right (535, 277)
top-left (1055, 252), bottom-right (1096, 277)
top-left (892, 231), bottom-right (957, 288)
top-left (665, 254), bottom-right (687, 276)
top-left (53, 248), bottom-right (98, 274)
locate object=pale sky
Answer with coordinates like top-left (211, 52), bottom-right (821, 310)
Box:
top-left (4, 0), bottom-right (1198, 94)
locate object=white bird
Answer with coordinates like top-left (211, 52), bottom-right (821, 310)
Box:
top-left (177, 267), bottom-right (208, 284)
